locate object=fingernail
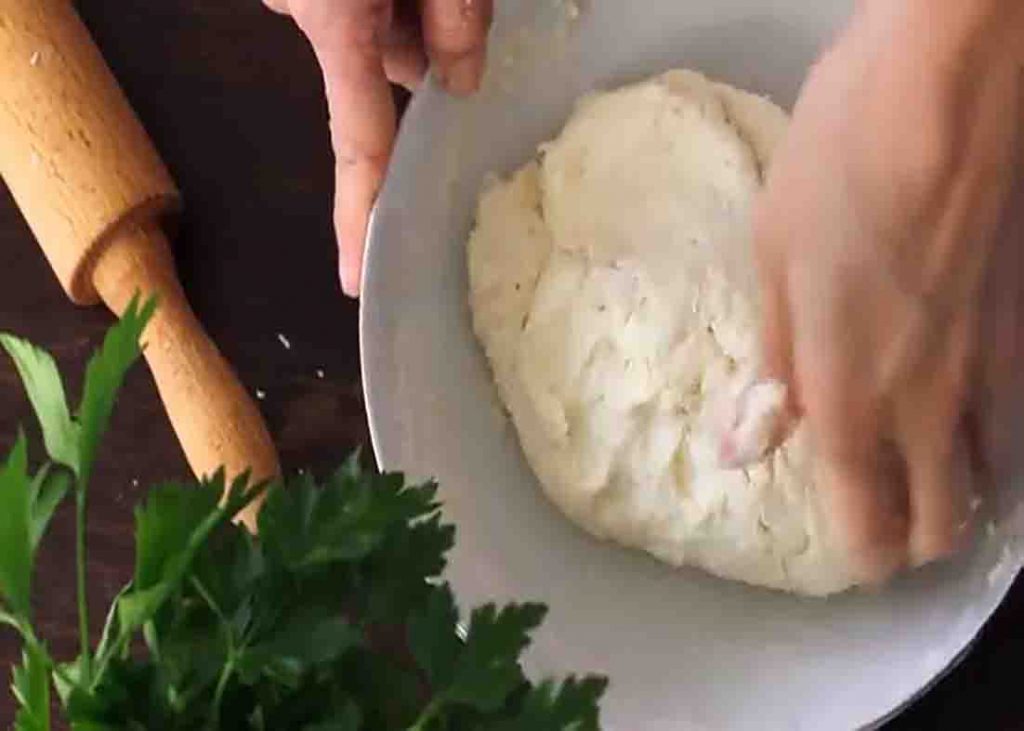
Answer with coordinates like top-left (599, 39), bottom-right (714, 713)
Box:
top-left (908, 531), bottom-right (960, 569)
top-left (262, 0), bottom-right (290, 15)
top-left (440, 55), bottom-right (483, 95)
top-left (340, 265), bottom-right (360, 298)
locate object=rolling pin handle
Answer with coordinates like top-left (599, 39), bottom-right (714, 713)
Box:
top-left (91, 223), bottom-right (279, 529)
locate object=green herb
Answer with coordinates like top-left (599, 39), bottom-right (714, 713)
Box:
top-left (0, 299), bottom-right (607, 730)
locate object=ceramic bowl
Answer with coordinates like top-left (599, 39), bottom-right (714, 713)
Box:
top-left (361, 1), bottom-right (1023, 728)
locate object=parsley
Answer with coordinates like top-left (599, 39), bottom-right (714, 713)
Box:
top-left (0, 300), bottom-right (607, 730)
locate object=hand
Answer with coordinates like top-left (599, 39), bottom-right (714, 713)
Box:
top-left (267, 0), bottom-right (494, 296)
top-left (753, 0), bottom-right (1023, 582)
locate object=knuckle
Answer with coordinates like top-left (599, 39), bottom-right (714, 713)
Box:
top-left (291, 0), bottom-right (391, 51)
top-left (431, 37), bottom-right (486, 61)
top-left (344, 2), bottom-right (393, 52)
top-left (822, 455), bottom-right (911, 577)
top-left (332, 142), bottom-right (390, 173)
top-left (882, 93), bottom-right (964, 209)
top-left (903, 128), bottom-right (961, 201)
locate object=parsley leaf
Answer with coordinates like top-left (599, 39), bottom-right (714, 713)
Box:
top-left (359, 497), bottom-right (454, 627)
top-left (133, 478), bottom-right (222, 590)
top-left (0, 434), bottom-right (33, 618)
top-left (234, 605), bottom-right (362, 687)
top-left (76, 296), bottom-right (156, 485)
top-left (489, 677), bottom-right (609, 731)
top-left (29, 464), bottom-right (71, 550)
top-left (0, 295), bottom-right (155, 482)
top-left (408, 584), bottom-right (560, 727)
top-left (302, 700), bottom-right (362, 731)
top-left (258, 465), bottom-right (440, 572)
top-left (0, 435), bottom-right (67, 626)
top-left (444, 600), bottom-right (547, 712)
top-left (0, 311), bottom-right (609, 730)
top-left (0, 337), bottom-right (78, 472)
top-left (116, 473), bottom-right (266, 637)
top-left (408, 584), bottom-right (463, 689)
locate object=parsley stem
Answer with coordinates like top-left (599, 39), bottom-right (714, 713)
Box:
top-left (50, 659), bottom-right (76, 691)
top-left (409, 698), bottom-right (443, 731)
top-left (90, 629), bottom-right (131, 692)
top-left (0, 609), bottom-right (21, 633)
top-left (209, 656), bottom-right (235, 729)
top-left (75, 486), bottom-right (91, 683)
top-left (2, 613), bottom-right (38, 649)
top-left (193, 575), bottom-right (237, 730)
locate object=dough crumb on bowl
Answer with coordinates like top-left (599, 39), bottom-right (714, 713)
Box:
top-left (467, 70), bottom-right (853, 596)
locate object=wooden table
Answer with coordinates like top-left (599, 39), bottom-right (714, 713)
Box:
top-left (0, 2), bottom-right (1020, 727)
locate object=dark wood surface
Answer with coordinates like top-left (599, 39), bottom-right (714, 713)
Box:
top-left (0, 2), bottom-right (1020, 728)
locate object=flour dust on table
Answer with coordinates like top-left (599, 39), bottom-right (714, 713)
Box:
top-left (467, 70), bottom-right (854, 596)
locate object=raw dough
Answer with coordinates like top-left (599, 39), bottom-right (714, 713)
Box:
top-left (467, 70), bottom-right (852, 595)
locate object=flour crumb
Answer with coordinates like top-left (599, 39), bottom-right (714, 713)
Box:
top-left (29, 50), bottom-right (41, 67)
top-left (315, 368), bottom-right (325, 379)
top-left (970, 495), bottom-right (983, 513)
top-left (256, 389), bottom-right (266, 400)
top-left (562, 0), bottom-right (581, 21)
top-left (276, 332), bottom-right (291, 350)
top-left (131, 478), bottom-right (139, 488)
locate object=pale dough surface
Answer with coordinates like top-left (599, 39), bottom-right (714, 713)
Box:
top-left (467, 70), bottom-right (852, 595)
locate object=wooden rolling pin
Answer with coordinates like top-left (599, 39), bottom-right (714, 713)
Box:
top-left (0, 0), bottom-right (279, 525)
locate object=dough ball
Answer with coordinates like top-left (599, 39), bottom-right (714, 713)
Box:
top-left (468, 70), bottom-right (852, 596)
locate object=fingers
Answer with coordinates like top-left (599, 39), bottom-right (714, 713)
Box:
top-left (262, 0), bottom-right (291, 15)
top-left (895, 315), bottom-right (977, 565)
top-left (806, 364), bottom-right (911, 582)
top-left (749, 190), bottom-right (801, 458)
top-left (753, 262), bottom-right (799, 450)
top-left (900, 422), bottom-right (973, 564)
top-left (713, 227), bottom-right (797, 469)
top-left (381, 29), bottom-right (428, 89)
top-left (382, 1), bottom-right (429, 89)
top-left (758, 272), bottom-right (793, 388)
top-left (290, 0), bottom-right (398, 297)
top-left (815, 444), bottom-right (910, 584)
top-left (975, 174), bottom-right (1024, 480)
top-left (808, 303), bottom-right (978, 581)
top-left (790, 273), bottom-right (915, 582)
top-left (420, 0), bottom-right (493, 94)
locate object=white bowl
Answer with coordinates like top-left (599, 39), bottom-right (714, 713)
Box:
top-left (360, 1), bottom-right (1023, 728)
